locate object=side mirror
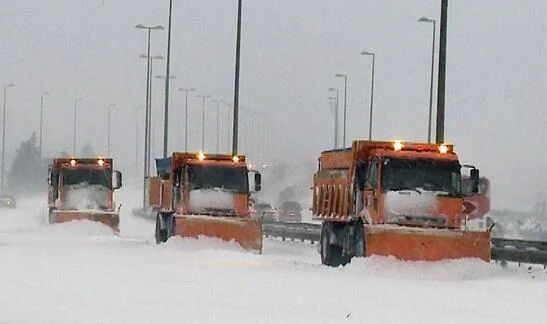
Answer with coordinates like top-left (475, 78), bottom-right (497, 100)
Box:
top-left (470, 168), bottom-right (480, 193)
top-left (254, 172), bottom-right (262, 192)
top-left (113, 170), bottom-right (123, 190)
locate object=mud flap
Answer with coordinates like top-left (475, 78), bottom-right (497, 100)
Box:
top-left (364, 225), bottom-right (491, 262)
top-left (174, 215), bottom-right (263, 253)
top-left (52, 211), bottom-right (120, 234)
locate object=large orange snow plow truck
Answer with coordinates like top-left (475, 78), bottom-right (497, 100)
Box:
top-left (312, 140), bottom-right (491, 266)
top-left (150, 152), bottom-right (263, 252)
top-left (48, 158), bottom-right (123, 233)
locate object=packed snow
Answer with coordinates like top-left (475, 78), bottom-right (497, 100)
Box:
top-left (189, 188), bottom-right (235, 212)
top-left (384, 190), bottom-right (439, 216)
top-left (61, 184), bottom-right (110, 210)
top-left (0, 182), bottom-right (545, 323)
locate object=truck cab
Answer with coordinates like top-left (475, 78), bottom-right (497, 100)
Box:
top-left (48, 158), bottom-right (122, 232)
top-left (150, 152), bottom-right (263, 252)
top-left (313, 140), bottom-right (489, 266)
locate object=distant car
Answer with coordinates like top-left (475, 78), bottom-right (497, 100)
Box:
top-left (0, 195), bottom-right (16, 209)
top-left (278, 201), bottom-right (302, 222)
top-left (253, 202), bottom-right (278, 223)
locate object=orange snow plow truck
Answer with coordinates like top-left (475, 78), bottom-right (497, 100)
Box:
top-left (48, 158), bottom-right (123, 233)
top-left (150, 152), bottom-right (263, 252)
top-left (313, 140), bottom-right (492, 266)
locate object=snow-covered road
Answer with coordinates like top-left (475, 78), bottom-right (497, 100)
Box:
top-left (0, 184), bottom-right (545, 323)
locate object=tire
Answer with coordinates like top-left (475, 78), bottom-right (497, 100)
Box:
top-left (155, 214), bottom-right (169, 244)
top-left (320, 222), bottom-right (351, 267)
top-left (169, 215), bottom-right (176, 237)
top-left (48, 208), bottom-right (55, 224)
top-left (353, 220), bottom-right (365, 257)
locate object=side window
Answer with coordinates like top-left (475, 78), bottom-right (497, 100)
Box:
top-left (355, 161), bottom-right (368, 191)
top-left (367, 159), bottom-right (378, 188)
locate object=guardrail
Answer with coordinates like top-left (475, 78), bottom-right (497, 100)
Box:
top-left (263, 221), bottom-right (547, 267)
top-left (491, 237), bottom-right (547, 266)
top-left (262, 221), bottom-right (321, 243)
top-left (132, 209), bottom-right (547, 267)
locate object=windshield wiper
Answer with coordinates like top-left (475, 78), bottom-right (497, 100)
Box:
top-left (390, 187), bottom-right (422, 194)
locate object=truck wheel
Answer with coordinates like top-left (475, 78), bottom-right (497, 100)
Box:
top-left (48, 208), bottom-right (55, 224)
top-left (320, 222), bottom-right (351, 267)
top-left (155, 214), bottom-right (168, 244)
top-left (353, 220), bottom-right (365, 257)
top-left (168, 215), bottom-right (176, 238)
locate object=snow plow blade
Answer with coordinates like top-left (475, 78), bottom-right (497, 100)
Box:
top-left (52, 211), bottom-right (120, 234)
top-left (175, 215), bottom-right (263, 253)
top-left (365, 225), bottom-right (491, 262)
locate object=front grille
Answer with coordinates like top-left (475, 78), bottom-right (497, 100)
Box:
top-left (387, 215), bottom-right (447, 228)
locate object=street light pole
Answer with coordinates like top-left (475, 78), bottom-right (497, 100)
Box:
top-left (327, 96), bottom-right (338, 149)
top-left (232, 0), bottom-right (243, 155)
top-left (136, 23), bottom-right (164, 209)
top-left (196, 95), bottom-right (210, 150)
top-left (335, 74), bottom-right (348, 147)
top-left (222, 101), bottom-right (232, 153)
top-left (39, 91), bottom-right (50, 159)
top-left (418, 16), bottom-right (436, 144)
top-left (73, 97), bottom-right (83, 156)
top-left (135, 106), bottom-right (144, 173)
top-left (178, 87), bottom-right (196, 151)
top-left (107, 104), bottom-right (115, 157)
top-left (1, 83), bottom-right (14, 193)
top-left (361, 51), bottom-right (375, 140)
top-left (328, 88), bottom-right (339, 148)
top-left (436, 0), bottom-right (449, 144)
top-left (141, 55), bottom-right (164, 161)
top-left (212, 99), bottom-right (221, 153)
top-left (163, 0), bottom-right (174, 158)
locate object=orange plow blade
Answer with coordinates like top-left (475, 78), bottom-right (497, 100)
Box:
top-left (52, 211), bottom-right (120, 234)
top-left (174, 215), bottom-right (263, 253)
top-left (364, 225), bottom-right (491, 262)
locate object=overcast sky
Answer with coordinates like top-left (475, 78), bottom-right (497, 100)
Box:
top-left (0, 0), bottom-right (545, 210)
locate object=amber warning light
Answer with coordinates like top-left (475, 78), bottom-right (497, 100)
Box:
top-left (393, 140), bottom-right (403, 151)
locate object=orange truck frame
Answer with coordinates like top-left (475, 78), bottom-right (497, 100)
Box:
top-left (312, 140), bottom-right (491, 266)
top-left (48, 158), bottom-right (123, 232)
top-left (149, 152), bottom-right (263, 252)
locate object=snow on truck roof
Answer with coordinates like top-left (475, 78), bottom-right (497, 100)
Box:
top-left (51, 158), bottom-right (113, 169)
top-left (155, 152), bottom-right (248, 176)
top-left (319, 140), bottom-right (458, 170)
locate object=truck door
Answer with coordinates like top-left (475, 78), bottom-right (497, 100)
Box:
top-left (363, 158), bottom-right (380, 224)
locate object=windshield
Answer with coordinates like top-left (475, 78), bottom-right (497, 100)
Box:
top-left (381, 158), bottom-right (461, 195)
top-left (62, 168), bottom-right (112, 188)
top-left (188, 165), bottom-right (248, 194)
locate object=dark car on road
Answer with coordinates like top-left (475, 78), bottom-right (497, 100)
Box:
top-left (0, 194), bottom-right (16, 209)
top-left (277, 201), bottom-right (302, 223)
top-left (253, 202), bottom-right (278, 223)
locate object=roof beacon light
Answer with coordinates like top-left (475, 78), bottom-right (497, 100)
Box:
top-left (393, 140), bottom-right (403, 151)
top-left (439, 144), bottom-right (449, 154)
top-left (197, 151), bottom-right (206, 161)
top-left (97, 159), bottom-right (105, 166)
top-left (232, 155), bottom-right (240, 163)
top-left (70, 159), bottom-right (77, 166)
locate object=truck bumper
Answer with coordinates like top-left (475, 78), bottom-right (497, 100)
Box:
top-left (174, 215), bottom-right (263, 253)
top-left (52, 210), bottom-right (120, 234)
